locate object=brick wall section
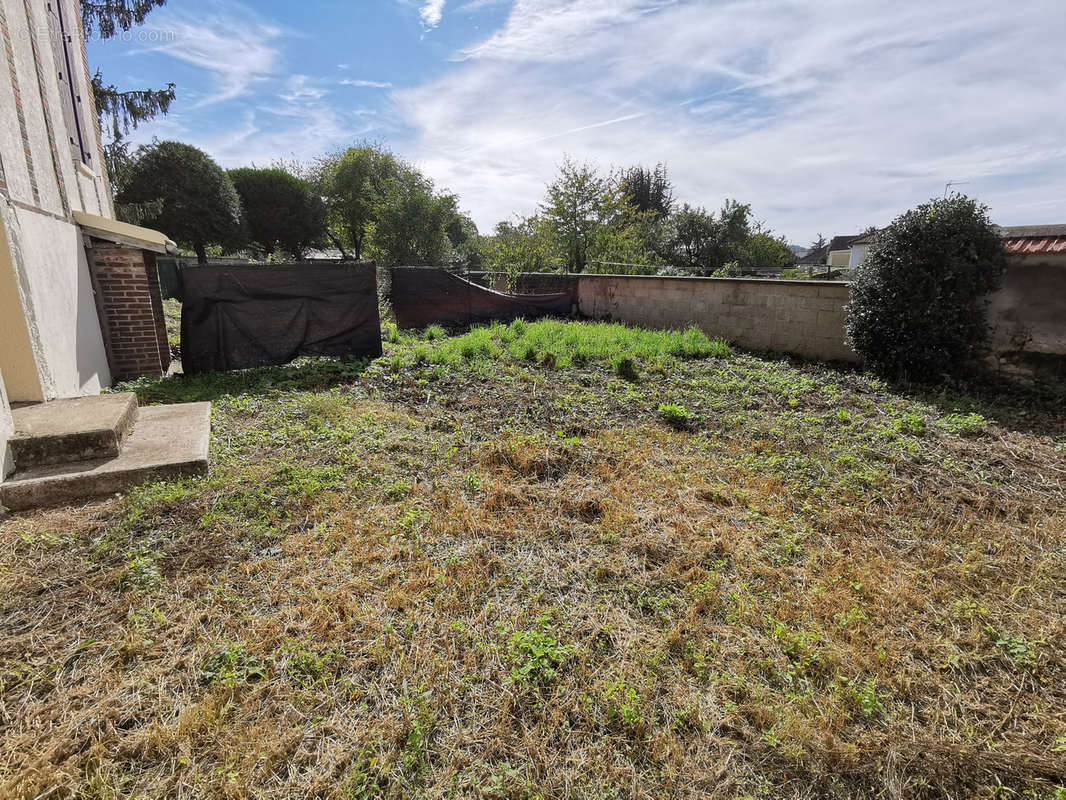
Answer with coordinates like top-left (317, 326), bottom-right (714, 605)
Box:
top-left (88, 243), bottom-right (170, 381)
top-left (143, 252), bottom-right (172, 372)
top-left (575, 274), bottom-right (860, 363)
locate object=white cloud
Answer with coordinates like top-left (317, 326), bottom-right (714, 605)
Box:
top-left (420, 0), bottom-right (447, 30)
top-left (281, 74), bottom-right (326, 103)
top-left (340, 79), bottom-right (395, 89)
top-left (393, 0), bottom-right (1066, 240)
top-left (141, 4), bottom-right (281, 105)
top-left (457, 0), bottom-right (510, 11)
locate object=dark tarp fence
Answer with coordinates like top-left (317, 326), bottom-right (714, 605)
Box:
top-left (181, 263), bottom-right (382, 374)
top-left (390, 266), bottom-right (574, 329)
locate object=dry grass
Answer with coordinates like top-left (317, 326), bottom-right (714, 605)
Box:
top-left (1, 319), bottom-right (1065, 799)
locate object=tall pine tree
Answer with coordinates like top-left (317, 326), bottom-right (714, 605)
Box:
top-left (81, 1), bottom-right (175, 183)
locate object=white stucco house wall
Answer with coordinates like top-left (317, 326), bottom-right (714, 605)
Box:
top-left (1, 0), bottom-right (172, 479)
top-left (847, 231), bottom-right (878, 270)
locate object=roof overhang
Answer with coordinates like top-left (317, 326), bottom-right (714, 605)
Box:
top-left (73, 211), bottom-right (177, 255)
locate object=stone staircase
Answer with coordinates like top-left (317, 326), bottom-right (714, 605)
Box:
top-left (0, 393), bottom-right (209, 511)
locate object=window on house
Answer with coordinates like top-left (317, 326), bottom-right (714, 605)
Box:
top-left (46, 0), bottom-right (92, 166)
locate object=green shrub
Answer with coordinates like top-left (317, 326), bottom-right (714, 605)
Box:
top-left (845, 195), bottom-right (1006, 381)
top-left (505, 619), bottom-right (573, 687)
top-left (892, 412), bottom-right (926, 436)
top-left (938, 412), bottom-right (989, 437)
top-left (659, 403), bottom-right (692, 429)
top-left (201, 644), bottom-right (269, 687)
top-left (615, 356), bottom-right (639, 381)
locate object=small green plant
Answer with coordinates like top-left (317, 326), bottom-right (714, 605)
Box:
top-left (283, 641), bottom-right (339, 687)
top-left (602, 680), bottom-right (645, 730)
top-left (938, 412), bottom-right (989, 437)
top-left (892, 412), bottom-right (926, 436)
top-left (659, 403), bottom-right (692, 429)
top-left (344, 747), bottom-right (387, 799)
top-left (505, 617), bottom-right (573, 688)
top-left (615, 356), bottom-right (639, 381)
top-left (462, 472), bottom-right (483, 494)
top-left (115, 554), bottom-right (161, 592)
top-left (992, 632), bottom-right (1039, 666)
top-left (706, 337), bottom-right (733, 359)
top-left (383, 480), bottom-right (412, 501)
top-left (200, 644), bottom-right (269, 687)
top-left (844, 677), bottom-right (885, 717)
top-left (425, 324), bottom-right (447, 340)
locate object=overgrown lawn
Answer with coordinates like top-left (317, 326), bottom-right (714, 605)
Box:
top-left (1, 319), bottom-right (1064, 799)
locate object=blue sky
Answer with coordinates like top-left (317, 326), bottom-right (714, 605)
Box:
top-left (87, 0), bottom-right (1066, 243)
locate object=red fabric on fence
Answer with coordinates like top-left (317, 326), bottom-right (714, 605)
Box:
top-left (181, 263), bottom-right (382, 374)
top-left (390, 266), bottom-right (573, 329)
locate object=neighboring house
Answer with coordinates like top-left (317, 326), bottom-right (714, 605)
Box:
top-left (825, 235), bottom-right (861, 269)
top-left (847, 230), bottom-right (878, 269)
top-left (795, 235), bottom-right (860, 275)
top-left (1, 0), bottom-right (182, 486)
top-left (795, 243), bottom-right (829, 271)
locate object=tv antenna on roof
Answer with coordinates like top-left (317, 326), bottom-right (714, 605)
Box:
top-left (944, 180), bottom-right (969, 197)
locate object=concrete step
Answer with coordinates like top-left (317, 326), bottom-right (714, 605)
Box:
top-left (0, 402), bottom-right (210, 511)
top-left (9, 392), bottom-right (139, 469)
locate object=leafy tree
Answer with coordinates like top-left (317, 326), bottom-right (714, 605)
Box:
top-left (660, 200), bottom-right (753, 274)
top-left (228, 167), bottom-right (327, 260)
top-left (845, 194), bottom-right (1006, 381)
top-left (540, 158), bottom-right (627, 272)
top-left (366, 173), bottom-right (455, 267)
top-left (618, 163), bottom-right (673, 217)
top-left (738, 230), bottom-right (794, 272)
top-left (118, 141), bottom-right (242, 264)
top-left (586, 209), bottom-right (664, 274)
top-left (484, 216), bottom-right (563, 284)
top-left (315, 144), bottom-right (404, 259)
top-left (661, 205), bottom-right (717, 273)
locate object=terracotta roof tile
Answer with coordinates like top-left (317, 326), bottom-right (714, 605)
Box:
top-left (1003, 236), bottom-right (1066, 254)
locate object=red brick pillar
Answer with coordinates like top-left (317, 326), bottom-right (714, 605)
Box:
top-left (88, 242), bottom-right (171, 382)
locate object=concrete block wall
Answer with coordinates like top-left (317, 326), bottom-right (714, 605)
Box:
top-left (576, 274), bottom-right (859, 363)
top-left (986, 254), bottom-right (1066, 382)
top-left (87, 242), bottom-right (170, 381)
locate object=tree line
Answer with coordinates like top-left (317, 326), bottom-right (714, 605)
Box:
top-left (113, 142), bottom-right (793, 276)
top-left (113, 140), bottom-right (474, 266)
top-left (481, 159), bottom-right (795, 280)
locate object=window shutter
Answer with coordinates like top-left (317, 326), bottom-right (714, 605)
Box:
top-left (46, 1), bottom-right (91, 165)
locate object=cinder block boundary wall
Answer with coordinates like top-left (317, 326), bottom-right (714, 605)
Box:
top-left (467, 269), bottom-right (1066, 380)
top-left (576, 274), bottom-right (859, 363)
top-left (467, 271), bottom-right (858, 363)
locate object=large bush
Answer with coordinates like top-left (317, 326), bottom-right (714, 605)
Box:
top-left (118, 141), bottom-right (242, 264)
top-left (845, 195), bottom-right (1006, 380)
top-left (228, 167), bottom-right (326, 260)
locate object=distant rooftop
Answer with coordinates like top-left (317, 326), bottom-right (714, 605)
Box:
top-left (996, 224), bottom-right (1066, 238)
top-left (996, 224), bottom-right (1066, 255)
